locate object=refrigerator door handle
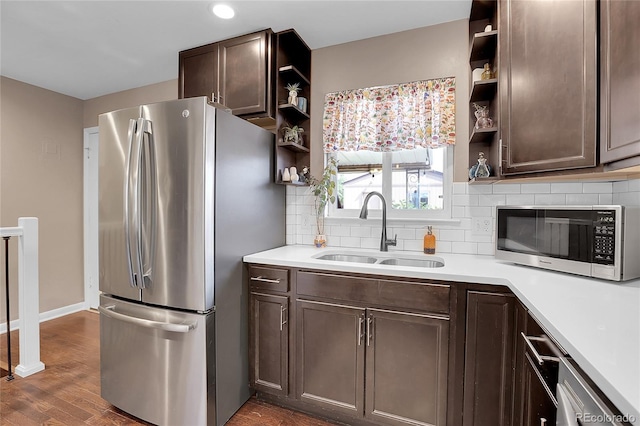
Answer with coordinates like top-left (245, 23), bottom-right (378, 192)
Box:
top-left (124, 119), bottom-right (143, 288)
top-left (139, 118), bottom-right (157, 289)
top-left (99, 305), bottom-right (197, 333)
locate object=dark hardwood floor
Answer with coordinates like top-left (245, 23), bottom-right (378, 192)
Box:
top-left (0, 311), bottom-right (334, 425)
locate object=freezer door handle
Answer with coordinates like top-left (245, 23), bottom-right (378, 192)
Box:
top-left (99, 305), bottom-right (197, 333)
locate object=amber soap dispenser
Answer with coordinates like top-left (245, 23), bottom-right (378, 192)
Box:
top-left (423, 226), bottom-right (436, 254)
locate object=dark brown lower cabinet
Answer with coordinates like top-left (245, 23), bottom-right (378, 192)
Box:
top-left (249, 292), bottom-right (289, 396)
top-left (463, 290), bottom-right (515, 426)
top-left (296, 299), bottom-right (449, 426)
top-left (521, 353), bottom-right (556, 426)
top-left (365, 309), bottom-right (449, 426)
top-left (296, 299), bottom-right (365, 417)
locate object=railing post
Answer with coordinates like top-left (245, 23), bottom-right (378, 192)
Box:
top-left (14, 217), bottom-right (45, 377)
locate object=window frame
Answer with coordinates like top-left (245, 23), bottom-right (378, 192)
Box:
top-left (326, 145), bottom-right (454, 221)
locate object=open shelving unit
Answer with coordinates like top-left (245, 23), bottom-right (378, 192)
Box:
top-left (274, 30), bottom-right (312, 185)
top-left (468, 0), bottom-right (500, 184)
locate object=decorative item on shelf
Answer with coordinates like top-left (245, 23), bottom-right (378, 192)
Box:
top-left (290, 166), bottom-right (299, 183)
top-left (481, 63), bottom-right (493, 80)
top-left (297, 96), bottom-right (308, 113)
top-left (473, 103), bottom-right (494, 129)
top-left (472, 67), bottom-right (484, 82)
top-left (281, 124), bottom-right (305, 145)
top-left (484, 24), bottom-right (493, 32)
top-left (299, 166), bottom-right (310, 184)
top-left (308, 157), bottom-right (337, 248)
top-left (285, 82), bottom-right (301, 105)
top-left (469, 152), bottom-right (492, 179)
top-left (282, 167), bottom-right (291, 182)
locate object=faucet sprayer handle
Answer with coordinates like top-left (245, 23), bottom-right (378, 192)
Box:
top-left (388, 234), bottom-right (398, 247)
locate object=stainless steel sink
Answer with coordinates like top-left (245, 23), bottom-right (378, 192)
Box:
top-left (378, 258), bottom-right (445, 268)
top-left (315, 254), bottom-right (379, 264)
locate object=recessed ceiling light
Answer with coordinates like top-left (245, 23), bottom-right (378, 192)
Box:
top-left (212, 4), bottom-right (235, 19)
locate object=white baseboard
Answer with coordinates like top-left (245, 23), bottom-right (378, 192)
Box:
top-left (0, 302), bottom-right (87, 334)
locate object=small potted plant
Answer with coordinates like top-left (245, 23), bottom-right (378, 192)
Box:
top-left (281, 124), bottom-right (304, 145)
top-left (307, 157), bottom-right (337, 247)
top-left (285, 82), bottom-right (301, 105)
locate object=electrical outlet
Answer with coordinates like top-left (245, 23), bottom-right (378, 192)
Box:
top-left (472, 217), bottom-right (493, 235)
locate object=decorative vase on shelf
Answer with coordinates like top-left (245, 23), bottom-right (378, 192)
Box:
top-left (282, 168), bottom-right (291, 182)
top-left (481, 63), bottom-right (493, 80)
top-left (469, 152), bottom-right (492, 179)
top-left (473, 103), bottom-right (494, 129)
top-left (314, 234), bottom-right (327, 248)
top-left (290, 167), bottom-right (299, 183)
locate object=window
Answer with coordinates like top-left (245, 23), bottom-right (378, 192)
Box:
top-left (322, 77), bottom-right (456, 220)
top-left (328, 146), bottom-right (452, 219)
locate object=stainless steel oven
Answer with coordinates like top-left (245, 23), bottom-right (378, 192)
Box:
top-left (496, 206), bottom-right (640, 281)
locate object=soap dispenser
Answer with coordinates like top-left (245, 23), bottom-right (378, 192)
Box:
top-left (423, 226), bottom-right (436, 254)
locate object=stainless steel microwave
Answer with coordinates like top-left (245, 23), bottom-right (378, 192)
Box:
top-left (496, 205), bottom-right (640, 281)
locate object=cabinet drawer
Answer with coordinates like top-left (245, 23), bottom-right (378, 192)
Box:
top-left (297, 271), bottom-right (450, 314)
top-left (248, 266), bottom-right (289, 292)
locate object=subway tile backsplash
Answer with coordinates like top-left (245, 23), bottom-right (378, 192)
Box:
top-left (285, 178), bottom-right (640, 256)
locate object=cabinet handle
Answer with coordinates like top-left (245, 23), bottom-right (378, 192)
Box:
top-left (280, 306), bottom-right (288, 331)
top-left (521, 332), bottom-right (560, 365)
top-left (358, 315), bottom-right (365, 346)
top-left (367, 316), bottom-right (373, 347)
top-left (250, 276), bottom-right (281, 284)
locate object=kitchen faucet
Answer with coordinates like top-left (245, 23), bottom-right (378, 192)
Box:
top-left (359, 191), bottom-right (397, 252)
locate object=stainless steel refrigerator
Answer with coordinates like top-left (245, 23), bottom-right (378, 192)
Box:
top-left (97, 97), bottom-right (284, 425)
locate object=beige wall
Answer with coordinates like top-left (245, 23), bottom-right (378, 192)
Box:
top-left (0, 76), bottom-right (84, 319)
top-left (0, 77), bottom-right (178, 321)
top-left (83, 79), bottom-right (177, 128)
top-left (310, 19), bottom-right (470, 182)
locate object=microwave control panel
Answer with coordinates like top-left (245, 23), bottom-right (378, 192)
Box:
top-left (593, 210), bottom-right (616, 265)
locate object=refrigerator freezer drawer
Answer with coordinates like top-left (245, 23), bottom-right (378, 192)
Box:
top-left (99, 295), bottom-right (215, 425)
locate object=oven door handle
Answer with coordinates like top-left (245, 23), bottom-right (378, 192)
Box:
top-left (556, 383), bottom-right (579, 426)
top-left (521, 332), bottom-right (560, 365)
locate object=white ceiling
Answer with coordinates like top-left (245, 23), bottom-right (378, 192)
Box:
top-left (0, 1), bottom-right (471, 100)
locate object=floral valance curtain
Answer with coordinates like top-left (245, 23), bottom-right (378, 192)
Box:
top-left (322, 77), bottom-right (456, 152)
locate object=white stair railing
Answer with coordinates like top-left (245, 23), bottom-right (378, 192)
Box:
top-left (0, 217), bottom-right (45, 377)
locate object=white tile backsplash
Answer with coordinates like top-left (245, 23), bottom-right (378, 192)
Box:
top-left (285, 178), bottom-right (640, 256)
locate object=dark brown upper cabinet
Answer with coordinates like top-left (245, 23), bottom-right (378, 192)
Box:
top-left (499, 0), bottom-right (597, 175)
top-left (179, 30), bottom-right (276, 122)
top-left (600, 0), bottom-right (640, 170)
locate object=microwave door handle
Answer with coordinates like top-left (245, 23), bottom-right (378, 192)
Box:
top-left (556, 384), bottom-right (579, 426)
top-left (138, 118), bottom-right (157, 289)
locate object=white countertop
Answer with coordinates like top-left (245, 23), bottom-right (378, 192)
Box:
top-left (244, 245), bottom-right (640, 424)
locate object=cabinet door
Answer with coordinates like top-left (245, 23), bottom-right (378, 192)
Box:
top-left (179, 44), bottom-right (218, 102)
top-left (600, 0), bottom-right (640, 165)
top-left (521, 354), bottom-right (556, 426)
top-left (249, 292), bottom-right (288, 396)
top-left (500, 0), bottom-right (597, 175)
top-left (463, 291), bottom-right (515, 426)
top-left (365, 309), bottom-right (449, 426)
top-left (296, 299), bottom-right (365, 418)
top-left (219, 31), bottom-right (270, 116)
